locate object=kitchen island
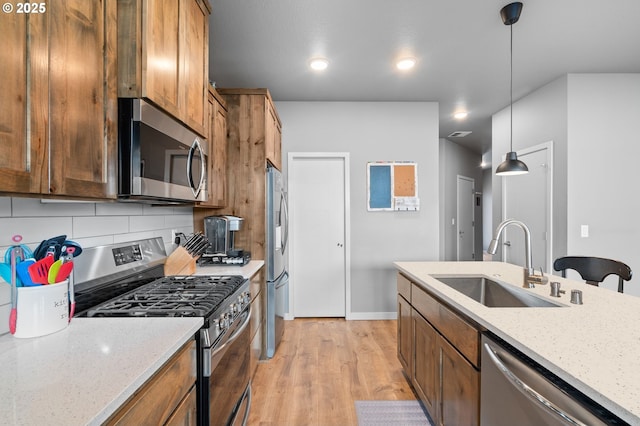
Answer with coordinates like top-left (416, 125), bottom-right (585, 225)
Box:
top-left (0, 317), bottom-right (202, 425)
top-left (395, 261), bottom-right (640, 425)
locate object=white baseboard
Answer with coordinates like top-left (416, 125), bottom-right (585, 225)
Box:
top-left (283, 312), bottom-right (397, 320)
top-left (347, 311), bottom-right (397, 321)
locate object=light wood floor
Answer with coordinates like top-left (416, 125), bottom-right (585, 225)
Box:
top-left (248, 318), bottom-right (416, 426)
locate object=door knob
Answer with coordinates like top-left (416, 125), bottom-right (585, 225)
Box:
top-left (504, 241), bottom-right (511, 247)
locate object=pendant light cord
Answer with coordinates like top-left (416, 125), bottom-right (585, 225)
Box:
top-left (510, 23), bottom-right (514, 152)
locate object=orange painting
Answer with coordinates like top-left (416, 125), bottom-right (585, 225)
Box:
top-left (393, 164), bottom-right (416, 197)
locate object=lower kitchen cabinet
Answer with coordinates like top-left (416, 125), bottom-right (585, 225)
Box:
top-left (106, 340), bottom-right (197, 426)
top-left (397, 294), bottom-right (413, 376)
top-left (412, 309), bottom-right (439, 419)
top-left (397, 273), bottom-right (480, 426)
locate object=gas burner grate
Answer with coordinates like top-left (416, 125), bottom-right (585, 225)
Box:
top-left (86, 275), bottom-right (246, 318)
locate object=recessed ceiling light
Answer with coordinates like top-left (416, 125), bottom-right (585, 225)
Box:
top-left (396, 58), bottom-right (416, 70)
top-left (454, 111), bottom-right (469, 119)
top-left (309, 58), bottom-right (329, 71)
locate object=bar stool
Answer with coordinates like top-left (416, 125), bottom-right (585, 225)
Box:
top-left (553, 256), bottom-right (632, 293)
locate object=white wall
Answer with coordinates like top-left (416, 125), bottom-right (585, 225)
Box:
top-left (492, 75), bottom-right (569, 267)
top-left (492, 73), bottom-right (640, 296)
top-left (275, 101), bottom-right (440, 318)
top-left (439, 138), bottom-right (482, 261)
top-left (0, 197), bottom-right (193, 334)
top-left (566, 74), bottom-right (640, 295)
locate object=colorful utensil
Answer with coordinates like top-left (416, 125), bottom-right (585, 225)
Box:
top-left (16, 259), bottom-right (37, 287)
top-left (9, 235), bottom-right (25, 335)
top-left (48, 259), bottom-right (63, 284)
top-left (28, 255), bottom-right (54, 285)
top-left (55, 247), bottom-right (75, 283)
top-left (0, 263), bottom-right (11, 284)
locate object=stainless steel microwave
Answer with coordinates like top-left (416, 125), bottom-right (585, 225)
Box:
top-left (118, 98), bottom-right (208, 204)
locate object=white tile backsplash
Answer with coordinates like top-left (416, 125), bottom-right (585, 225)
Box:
top-left (12, 198), bottom-right (96, 217)
top-left (0, 198), bottom-right (11, 217)
top-left (0, 217), bottom-right (73, 247)
top-left (95, 202), bottom-right (144, 216)
top-left (73, 216), bottom-right (130, 238)
top-left (0, 196), bottom-right (195, 329)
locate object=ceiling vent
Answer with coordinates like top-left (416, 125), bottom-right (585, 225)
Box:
top-left (447, 131), bottom-right (472, 138)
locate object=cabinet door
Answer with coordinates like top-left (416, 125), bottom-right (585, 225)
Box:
top-left (412, 309), bottom-right (439, 422)
top-left (0, 12), bottom-right (43, 194)
top-left (180, 0), bottom-right (208, 136)
top-left (199, 90), bottom-right (227, 208)
top-left (440, 335), bottom-right (479, 426)
top-left (48, 0), bottom-right (117, 198)
top-left (265, 102), bottom-right (282, 170)
top-left (165, 386), bottom-right (197, 426)
top-left (143, 0), bottom-right (180, 117)
top-left (397, 295), bottom-right (412, 375)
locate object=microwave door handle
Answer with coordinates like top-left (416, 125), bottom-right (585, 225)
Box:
top-left (187, 138), bottom-right (205, 197)
top-left (483, 342), bottom-right (587, 426)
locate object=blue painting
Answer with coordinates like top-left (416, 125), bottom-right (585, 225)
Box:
top-left (368, 164), bottom-right (392, 209)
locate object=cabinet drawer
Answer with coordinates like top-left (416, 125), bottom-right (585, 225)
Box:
top-left (106, 340), bottom-right (197, 425)
top-left (412, 284), bottom-right (479, 367)
top-left (397, 273), bottom-right (411, 301)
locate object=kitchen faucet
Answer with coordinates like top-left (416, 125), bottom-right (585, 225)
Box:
top-left (488, 219), bottom-right (547, 288)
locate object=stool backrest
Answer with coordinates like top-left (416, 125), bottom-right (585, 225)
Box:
top-left (553, 256), bottom-right (632, 293)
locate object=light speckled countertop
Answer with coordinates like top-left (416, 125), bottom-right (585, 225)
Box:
top-left (193, 259), bottom-right (264, 279)
top-left (0, 317), bottom-right (202, 425)
top-left (395, 261), bottom-right (640, 425)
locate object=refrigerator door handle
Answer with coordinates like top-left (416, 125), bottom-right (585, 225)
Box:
top-left (280, 191), bottom-right (289, 251)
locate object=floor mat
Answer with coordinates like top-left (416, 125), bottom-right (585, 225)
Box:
top-left (354, 400), bottom-right (433, 426)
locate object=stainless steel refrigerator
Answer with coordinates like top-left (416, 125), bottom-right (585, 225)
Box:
top-left (265, 165), bottom-right (289, 358)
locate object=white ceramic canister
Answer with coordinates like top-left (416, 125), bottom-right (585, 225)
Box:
top-left (14, 279), bottom-right (69, 338)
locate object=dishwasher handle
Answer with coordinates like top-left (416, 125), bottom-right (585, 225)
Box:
top-left (483, 342), bottom-right (588, 426)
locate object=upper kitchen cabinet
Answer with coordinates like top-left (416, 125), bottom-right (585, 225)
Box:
top-left (197, 86), bottom-right (228, 208)
top-left (0, 0), bottom-right (118, 199)
top-left (117, 0), bottom-right (210, 137)
top-left (266, 101), bottom-right (282, 170)
top-left (207, 88), bottom-right (283, 257)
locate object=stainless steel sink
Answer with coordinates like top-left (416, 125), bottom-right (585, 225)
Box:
top-left (432, 275), bottom-right (564, 308)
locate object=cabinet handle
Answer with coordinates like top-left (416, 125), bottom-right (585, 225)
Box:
top-left (483, 342), bottom-right (587, 426)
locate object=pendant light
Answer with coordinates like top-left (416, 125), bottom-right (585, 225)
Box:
top-left (496, 2), bottom-right (529, 176)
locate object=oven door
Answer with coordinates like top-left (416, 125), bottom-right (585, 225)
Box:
top-left (200, 306), bottom-right (252, 426)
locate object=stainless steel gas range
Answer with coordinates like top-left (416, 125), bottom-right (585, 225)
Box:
top-left (74, 237), bottom-right (252, 426)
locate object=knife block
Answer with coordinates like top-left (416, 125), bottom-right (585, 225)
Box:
top-left (164, 246), bottom-right (196, 276)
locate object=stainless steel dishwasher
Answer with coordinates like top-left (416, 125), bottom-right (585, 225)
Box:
top-left (481, 333), bottom-right (628, 425)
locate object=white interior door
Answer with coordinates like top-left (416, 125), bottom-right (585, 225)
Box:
top-left (501, 142), bottom-right (553, 273)
top-left (457, 175), bottom-right (475, 261)
top-left (289, 153), bottom-right (349, 317)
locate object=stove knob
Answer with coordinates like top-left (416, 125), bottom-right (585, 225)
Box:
top-left (219, 313), bottom-right (228, 330)
top-left (243, 291), bottom-right (251, 304)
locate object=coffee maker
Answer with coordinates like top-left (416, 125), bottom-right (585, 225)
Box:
top-left (201, 215), bottom-right (251, 265)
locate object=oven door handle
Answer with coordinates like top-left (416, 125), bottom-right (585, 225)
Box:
top-left (203, 305), bottom-right (252, 377)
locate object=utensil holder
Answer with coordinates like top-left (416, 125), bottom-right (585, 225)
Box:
top-left (14, 280), bottom-right (69, 338)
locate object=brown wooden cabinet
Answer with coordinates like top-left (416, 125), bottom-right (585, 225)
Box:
top-left (118, 0), bottom-right (210, 137)
top-left (266, 102), bottom-right (283, 170)
top-left (397, 273), bottom-right (480, 426)
top-left (193, 88), bottom-right (283, 257)
top-left (106, 340), bottom-right (197, 425)
top-left (0, 0), bottom-right (117, 198)
top-left (197, 86), bottom-right (228, 208)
